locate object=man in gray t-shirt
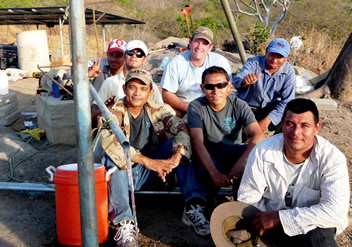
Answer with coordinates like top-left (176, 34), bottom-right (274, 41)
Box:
top-left (188, 66), bottom-right (264, 192)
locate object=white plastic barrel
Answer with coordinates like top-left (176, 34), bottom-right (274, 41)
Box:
top-left (16, 30), bottom-right (50, 77)
top-left (0, 70), bottom-right (8, 95)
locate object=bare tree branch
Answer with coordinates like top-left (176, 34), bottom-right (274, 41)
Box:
top-left (232, 0), bottom-right (291, 36)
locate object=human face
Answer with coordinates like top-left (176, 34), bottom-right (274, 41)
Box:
top-left (189, 38), bottom-right (213, 66)
top-left (107, 51), bottom-right (124, 71)
top-left (123, 79), bottom-right (154, 109)
top-left (124, 48), bottom-right (147, 70)
top-left (265, 51), bottom-right (289, 73)
top-left (201, 73), bottom-right (231, 111)
top-left (282, 111), bottom-right (321, 157)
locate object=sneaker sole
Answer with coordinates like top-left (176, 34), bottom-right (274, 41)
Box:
top-left (182, 214), bottom-right (210, 236)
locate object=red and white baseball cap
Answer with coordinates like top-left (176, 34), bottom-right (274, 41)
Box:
top-left (107, 39), bottom-right (126, 54)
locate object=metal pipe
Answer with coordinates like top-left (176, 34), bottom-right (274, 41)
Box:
top-left (220, 0), bottom-right (247, 64)
top-left (0, 182), bottom-right (55, 192)
top-left (59, 17), bottom-right (64, 57)
top-left (69, 1), bottom-right (99, 246)
top-left (89, 84), bottom-right (129, 147)
top-left (0, 182), bottom-right (233, 196)
top-left (103, 26), bottom-right (106, 52)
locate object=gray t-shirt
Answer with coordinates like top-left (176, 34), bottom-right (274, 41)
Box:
top-left (187, 94), bottom-right (256, 154)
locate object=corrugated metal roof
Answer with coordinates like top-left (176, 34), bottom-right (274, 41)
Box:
top-left (0, 6), bottom-right (144, 27)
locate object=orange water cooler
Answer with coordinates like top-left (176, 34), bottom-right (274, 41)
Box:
top-left (46, 163), bottom-right (116, 246)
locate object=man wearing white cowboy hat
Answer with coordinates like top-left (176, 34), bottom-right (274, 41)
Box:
top-left (212, 98), bottom-right (349, 247)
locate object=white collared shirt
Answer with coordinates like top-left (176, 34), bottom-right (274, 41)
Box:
top-left (238, 134), bottom-right (350, 236)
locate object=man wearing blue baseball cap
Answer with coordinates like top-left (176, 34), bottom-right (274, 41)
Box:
top-left (233, 38), bottom-right (296, 134)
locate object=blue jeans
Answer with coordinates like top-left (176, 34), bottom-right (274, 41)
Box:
top-left (195, 143), bottom-right (247, 179)
top-left (194, 143), bottom-right (247, 194)
top-left (103, 138), bottom-right (206, 225)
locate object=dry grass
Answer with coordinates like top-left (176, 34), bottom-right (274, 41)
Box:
top-left (285, 27), bottom-right (347, 75)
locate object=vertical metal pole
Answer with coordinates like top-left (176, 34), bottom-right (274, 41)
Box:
top-left (103, 25), bottom-right (106, 52)
top-left (59, 17), bottom-right (64, 56)
top-left (220, 0), bottom-right (248, 64)
top-left (69, 1), bottom-right (99, 246)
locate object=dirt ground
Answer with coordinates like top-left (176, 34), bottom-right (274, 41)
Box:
top-left (0, 35), bottom-right (351, 246)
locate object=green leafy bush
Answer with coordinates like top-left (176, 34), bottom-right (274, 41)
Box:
top-left (245, 22), bottom-right (272, 55)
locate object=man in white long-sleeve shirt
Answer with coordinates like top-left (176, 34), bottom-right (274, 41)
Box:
top-left (238, 98), bottom-right (350, 247)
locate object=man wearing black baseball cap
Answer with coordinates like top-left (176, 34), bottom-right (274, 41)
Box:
top-left (233, 38), bottom-right (296, 134)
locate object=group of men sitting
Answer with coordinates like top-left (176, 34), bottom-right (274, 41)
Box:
top-left (89, 27), bottom-right (349, 247)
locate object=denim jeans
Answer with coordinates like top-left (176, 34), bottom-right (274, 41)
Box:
top-left (195, 143), bottom-right (247, 179)
top-left (102, 138), bottom-right (206, 225)
top-left (193, 143), bottom-right (247, 197)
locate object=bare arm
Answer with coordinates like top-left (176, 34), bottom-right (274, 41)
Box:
top-left (229, 122), bottom-right (264, 179)
top-left (258, 116), bottom-right (272, 133)
top-left (190, 128), bottom-right (231, 187)
top-left (162, 89), bottom-right (189, 113)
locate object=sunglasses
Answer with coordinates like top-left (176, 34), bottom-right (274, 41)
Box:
top-left (126, 50), bottom-right (145, 58)
top-left (203, 82), bottom-right (228, 90)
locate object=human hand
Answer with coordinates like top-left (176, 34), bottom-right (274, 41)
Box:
top-left (144, 158), bottom-right (177, 182)
top-left (228, 159), bottom-right (246, 181)
top-left (211, 171), bottom-right (231, 188)
top-left (88, 58), bottom-right (101, 78)
top-left (105, 96), bottom-right (116, 107)
top-left (252, 211), bottom-right (280, 236)
top-left (242, 73), bottom-right (262, 87)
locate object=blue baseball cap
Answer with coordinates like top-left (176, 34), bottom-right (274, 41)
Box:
top-left (267, 38), bottom-right (290, 57)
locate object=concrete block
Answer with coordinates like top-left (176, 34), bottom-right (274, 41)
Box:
top-left (0, 91), bottom-right (17, 107)
top-left (0, 101), bottom-right (18, 117)
top-left (0, 109), bottom-right (21, 126)
top-left (36, 94), bottom-right (76, 144)
top-left (310, 98), bottom-right (337, 111)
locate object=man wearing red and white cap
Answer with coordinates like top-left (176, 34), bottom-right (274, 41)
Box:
top-left (91, 40), bottom-right (163, 127)
top-left (88, 39), bottom-right (126, 93)
top-left (94, 40), bottom-right (163, 105)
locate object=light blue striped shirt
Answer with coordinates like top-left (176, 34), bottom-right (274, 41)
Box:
top-left (232, 55), bottom-right (296, 125)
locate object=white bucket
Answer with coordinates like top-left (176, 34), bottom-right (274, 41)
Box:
top-left (16, 30), bottom-right (50, 77)
top-left (0, 70), bottom-right (9, 95)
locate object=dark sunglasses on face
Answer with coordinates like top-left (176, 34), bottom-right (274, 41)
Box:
top-left (126, 50), bottom-right (145, 58)
top-left (203, 82), bottom-right (228, 90)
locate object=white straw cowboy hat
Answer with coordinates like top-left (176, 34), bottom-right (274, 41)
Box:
top-left (210, 201), bottom-right (274, 247)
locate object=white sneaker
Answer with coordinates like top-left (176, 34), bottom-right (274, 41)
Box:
top-left (114, 220), bottom-right (137, 247)
top-left (182, 205), bottom-right (210, 236)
